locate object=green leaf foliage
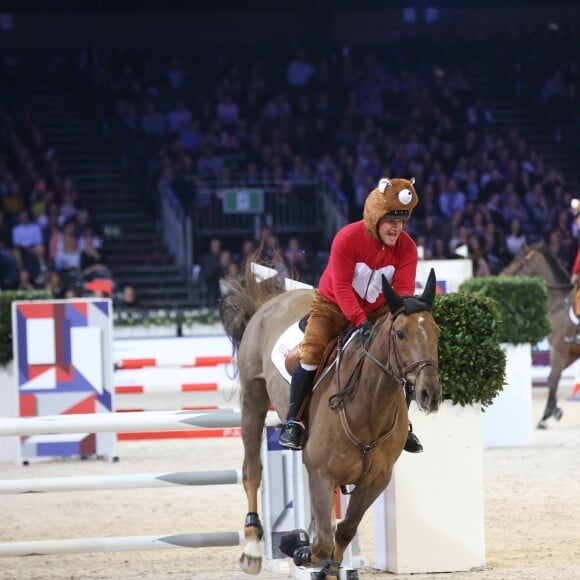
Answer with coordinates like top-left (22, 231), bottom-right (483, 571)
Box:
top-left (459, 276), bottom-right (551, 345)
top-left (0, 290), bottom-right (52, 368)
top-left (433, 293), bottom-right (506, 408)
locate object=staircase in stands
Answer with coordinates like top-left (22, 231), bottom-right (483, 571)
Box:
top-left (6, 62), bottom-right (191, 308)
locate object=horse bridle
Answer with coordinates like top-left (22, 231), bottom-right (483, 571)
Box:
top-left (328, 308), bottom-right (438, 491)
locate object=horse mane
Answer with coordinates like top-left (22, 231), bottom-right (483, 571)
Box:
top-left (537, 244), bottom-right (572, 287)
top-left (219, 252), bottom-right (287, 354)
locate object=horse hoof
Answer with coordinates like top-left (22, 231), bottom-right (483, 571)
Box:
top-left (553, 407), bottom-right (563, 421)
top-left (316, 558), bottom-right (340, 580)
top-left (537, 419), bottom-right (547, 430)
top-left (239, 552), bottom-right (262, 575)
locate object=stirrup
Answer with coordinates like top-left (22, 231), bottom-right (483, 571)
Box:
top-left (279, 420), bottom-right (306, 450)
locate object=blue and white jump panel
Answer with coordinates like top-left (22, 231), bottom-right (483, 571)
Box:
top-left (4, 298), bottom-right (115, 464)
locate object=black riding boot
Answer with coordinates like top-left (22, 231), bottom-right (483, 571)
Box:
top-left (404, 390), bottom-right (423, 453)
top-left (279, 366), bottom-right (316, 451)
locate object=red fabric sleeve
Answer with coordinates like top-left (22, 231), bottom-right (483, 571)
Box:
top-left (326, 228), bottom-right (367, 326)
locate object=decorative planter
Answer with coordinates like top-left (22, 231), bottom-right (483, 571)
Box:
top-left (373, 400), bottom-right (485, 573)
top-left (482, 342), bottom-right (533, 448)
top-left (0, 361), bottom-right (21, 463)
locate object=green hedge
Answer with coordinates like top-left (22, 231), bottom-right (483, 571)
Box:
top-left (434, 293), bottom-right (506, 408)
top-left (459, 276), bottom-right (551, 345)
top-left (0, 290), bottom-right (52, 368)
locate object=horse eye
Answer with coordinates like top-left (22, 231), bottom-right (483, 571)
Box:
top-left (396, 330), bottom-right (405, 340)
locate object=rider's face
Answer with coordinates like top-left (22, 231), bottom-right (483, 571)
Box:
top-left (377, 217), bottom-right (407, 246)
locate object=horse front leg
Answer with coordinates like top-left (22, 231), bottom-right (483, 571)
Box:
top-left (539, 366), bottom-right (564, 429)
top-left (299, 472), bottom-right (339, 579)
top-left (333, 475), bottom-right (391, 568)
top-left (239, 377), bottom-right (270, 575)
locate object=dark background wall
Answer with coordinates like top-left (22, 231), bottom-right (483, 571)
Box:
top-left (0, 3), bottom-right (578, 50)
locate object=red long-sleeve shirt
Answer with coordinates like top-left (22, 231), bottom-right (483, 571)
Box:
top-left (318, 221), bottom-right (418, 327)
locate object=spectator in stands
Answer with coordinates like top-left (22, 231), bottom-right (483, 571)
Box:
top-left (54, 222), bottom-right (81, 272)
top-left (115, 285), bottom-right (139, 309)
top-left (197, 237), bottom-right (223, 306)
top-left (45, 270), bottom-right (65, 299)
top-left (80, 227), bottom-right (109, 279)
top-left (11, 209), bottom-right (46, 281)
top-left (506, 217), bottom-right (527, 258)
top-left (286, 49), bottom-right (315, 89)
top-left (17, 268), bottom-right (35, 290)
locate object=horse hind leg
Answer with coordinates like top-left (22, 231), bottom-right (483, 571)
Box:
top-left (239, 376), bottom-right (270, 575)
top-left (538, 367), bottom-right (565, 429)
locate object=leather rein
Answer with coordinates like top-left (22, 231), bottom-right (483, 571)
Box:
top-left (328, 306), bottom-right (438, 491)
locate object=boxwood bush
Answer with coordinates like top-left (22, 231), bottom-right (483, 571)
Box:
top-left (0, 290), bottom-right (52, 367)
top-left (459, 276), bottom-right (551, 345)
top-left (433, 292), bottom-right (506, 408)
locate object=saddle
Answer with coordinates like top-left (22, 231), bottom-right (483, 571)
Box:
top-left (284, 313), bottom-right (356, 382)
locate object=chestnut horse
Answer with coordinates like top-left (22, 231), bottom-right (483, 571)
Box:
top-left (219, 267), bottom-right (442, 579)
top-left (502, 243), bottom-right (577, 428)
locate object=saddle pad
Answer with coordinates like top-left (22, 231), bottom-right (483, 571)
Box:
top-left (272, 321), bottom-right (303, 384)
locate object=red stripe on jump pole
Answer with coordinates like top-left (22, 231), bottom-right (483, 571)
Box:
top-left (182, 383), bottom-right (219, 392)
top-left (114, 383), bottom-right (219, 394)
top-left (115, 386), bottom-right (144, 394)
top-left (186, 356), bottom-right (232, 367)
top-left (116, 358), bottom-right (157, 369)
top-left (115, 356), bottom-right (232, 370)
top-left (117, 427), bottom-right (242, 441)
top-left (116, 406), bottom-right (219, 413)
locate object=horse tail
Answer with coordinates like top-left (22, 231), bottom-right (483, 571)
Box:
top-left (219, 256), bottom-right (286, 354)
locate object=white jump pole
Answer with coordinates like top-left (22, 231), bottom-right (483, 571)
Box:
top-left (0, 531), bottom-right (245, 557)
top-left (0, 469), bottom-right (243, 494)
top-left (0, 409), bottom-right (281, 437)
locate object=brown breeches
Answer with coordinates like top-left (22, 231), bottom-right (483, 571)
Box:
top-left (300, 291), bottom-right (389, 367)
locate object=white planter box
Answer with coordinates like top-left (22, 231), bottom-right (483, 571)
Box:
top-left (373, 400), bottom-right (485, 573)
top-left (0, 361), bottom-right (21, 464)
top-left (482, 343), bottom-right (533, 448)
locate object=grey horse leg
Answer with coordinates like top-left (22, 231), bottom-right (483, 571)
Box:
top-left (239, 377), bottom-right (270, 574)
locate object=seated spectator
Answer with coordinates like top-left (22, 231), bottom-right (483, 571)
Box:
top-left (45, 270), bottom-right (65, 299)
top-left (80, 228), bottom-right (109, 279)
top-left (114, 284), bottom-right (139, 309)
top-left (17, 268), bottom-right (36, 290)
top-left (506, 217), bottom-right (527, 258)
top-left (11, 210), bottom-right (43, 250)
top-left (54, 224), bottom-right (81, 272)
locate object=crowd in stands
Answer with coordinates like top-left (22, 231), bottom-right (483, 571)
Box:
top-left (75, 17), bottom-right (579, 300)
top-left (0, 106), bottom-right (114, 300)
top-left (3, 16), bottom-right (579, 311)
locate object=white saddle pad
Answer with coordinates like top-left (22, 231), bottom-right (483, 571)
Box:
top-left (271, 321), bottom-right (303, 384)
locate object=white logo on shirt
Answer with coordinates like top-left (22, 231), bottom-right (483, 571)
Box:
top-left (352, 263), bottom-right (395, 303)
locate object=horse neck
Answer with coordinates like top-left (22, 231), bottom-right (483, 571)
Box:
top-left (340, 330), bottom-right (404, 438)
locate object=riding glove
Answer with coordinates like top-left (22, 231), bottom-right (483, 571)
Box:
top-left (358, 320), bottom-right (373, 349)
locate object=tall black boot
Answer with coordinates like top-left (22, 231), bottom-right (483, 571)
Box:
top-left (404, 388), bottom-right (423, 453)
top-left (279, 366), bottom-right (316, 450)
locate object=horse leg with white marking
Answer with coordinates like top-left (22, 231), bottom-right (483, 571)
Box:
top-left (239, 376), bottom-right (270, 574)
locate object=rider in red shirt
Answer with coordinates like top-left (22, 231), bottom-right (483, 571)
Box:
top-left (280, 177), bottom-right (424, 453)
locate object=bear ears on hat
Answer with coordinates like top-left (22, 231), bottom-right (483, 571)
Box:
top-left (378, 177), bottom-right (416, 193)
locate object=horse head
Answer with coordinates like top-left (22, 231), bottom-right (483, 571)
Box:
top-left (381, 268), bottom-right (442, 414)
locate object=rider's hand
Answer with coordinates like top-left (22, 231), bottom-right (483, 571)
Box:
top-left (358, 320), bottom-right (373, 349)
